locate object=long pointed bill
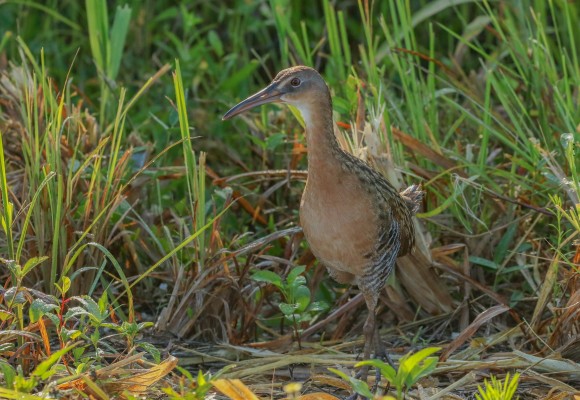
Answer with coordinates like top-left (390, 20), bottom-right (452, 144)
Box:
top-left (222, 83), bottom-right (284, 120)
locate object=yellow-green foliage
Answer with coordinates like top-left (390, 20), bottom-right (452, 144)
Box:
top-left (475, 373), bottom-right (520, 400)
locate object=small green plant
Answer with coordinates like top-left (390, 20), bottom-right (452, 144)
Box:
top-left (327, 367), bottom-right (375, 400)
top-left (475, 372), bottom-right (520, 400)
top-left (0, 344), bottom-right (76, 395)
top-left (162, 368), bottom-right (214, 400)
top-left (330, 346), bottom-right (441, 399)
top-left (251, 265), bottom-right (328, 340)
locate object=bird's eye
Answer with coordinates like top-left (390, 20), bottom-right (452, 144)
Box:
top-left (290, 77), bottom-right (301, 87)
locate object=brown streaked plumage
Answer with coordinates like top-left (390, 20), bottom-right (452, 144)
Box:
top-left (223, 66), bottom-right (423, 380)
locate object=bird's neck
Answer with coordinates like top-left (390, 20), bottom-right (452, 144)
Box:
top-left (295, 97), bottom-right (342, 174)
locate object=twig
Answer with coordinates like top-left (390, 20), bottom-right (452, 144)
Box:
top-left (300, 293), bottom-right (364, 340)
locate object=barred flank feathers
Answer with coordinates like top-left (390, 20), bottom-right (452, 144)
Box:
top-left (400, 184), bottom-right (423, 214)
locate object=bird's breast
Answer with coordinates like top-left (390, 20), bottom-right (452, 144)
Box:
top-left (299, 166), bottom-right (379, 279)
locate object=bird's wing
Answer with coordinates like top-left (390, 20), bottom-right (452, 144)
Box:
top-left (360, 161), bottom-right (416, 257)
top-left (341, 151), bottom-right (417, 257)
top-left (359, 217), bottom-right (401, 292)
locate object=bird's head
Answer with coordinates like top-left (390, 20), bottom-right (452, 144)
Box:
top-left (222, 66), bottom-right (329, 121)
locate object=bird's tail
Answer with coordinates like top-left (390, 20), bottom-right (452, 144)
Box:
top-left (400, 184), bottom-right (424, 214)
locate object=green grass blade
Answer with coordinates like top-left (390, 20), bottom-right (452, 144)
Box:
top-left (0, 130), bottom-right (15, 262)
top-left (108, 4), bottom-right (132, 80)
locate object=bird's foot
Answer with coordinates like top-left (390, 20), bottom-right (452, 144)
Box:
top-left (342, 365), bottom-right (373, 400)
top-left (375, 344), bottom-right (396, 368)
top-left (353, 364), bottom-right (370, 381)
top-left (346, 346), bottom-right (396, 400)
top-left (369, 339), bottom-right (395, 394)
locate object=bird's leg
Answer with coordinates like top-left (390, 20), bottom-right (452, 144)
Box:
top-left (372, 327), bottom-right (395, 395)
top-left (346, 289), bottom-right (378, 400)
top-left (356, 282), bottom-right (400, 396)
top-left (374, 328), bottom-right (395, 368)
top-left (361, 304), bottom-right (376, 365)
top-left (353, 288), bottom-right (378, 382)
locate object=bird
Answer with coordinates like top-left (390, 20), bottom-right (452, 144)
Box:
top-left (223, 66), bottom-right (423, 378)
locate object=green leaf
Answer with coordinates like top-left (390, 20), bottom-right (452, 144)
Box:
top-left (328, 368), bottom-right (374, 398)
top-left (121, 321), bottom-right (139, 336)
top-left (45, 312), bottom-right (60, 327)
top-left (197, 369), bottom-right (207, 387)
top-left (408, 356), bottom-right (438, 384)
top-left (137, 321), bottom-right (154, 330)
top-left (356, 359), bottom-right (397, 383)
top-left (494, 222), bottom-right (517, 265)
top-left (74, 296), bottom-right (107, 323)
top-left (32, 344), bottom-right (77, 378)
top-left (68, 330), bottom-right (82, 340)
top-left (286, 265), bottom-right (306, 285)
top-left (400, 347), bottom-right (441, 386)
top-left (109, 4), bottom-right (132, 80)
top-left (175, 365), bottom-right (195, 382)
top-left (308, 301), bottom-right (328, 312)
top-left (295, 312), bottom-right (314, 323)
top-left (72, 347), bottom-right (86, 362)
top-left (60, 276), bottom-right (71, 295)
top-left (29, 299), bottom-right (58, 323)
top-left (21, 256), bottom-right (48, 277)
top-left (0, 361), bottom-right (16, 391)
top-left (476, 372), bottom-right (520, 400)
top-left (13, 374), bottom-right (37, 394)
top-left (98, 291), bottom-right (108, 315)
top-left (469, 256), bottom-right (499, 270)
top-left (218, 60), bottom-right (260, 91)
top-left (138, 342), bottom-right (161, 363)
top-left (64, 306), bottom-right (91, 320)
top-left (403, 347), bottom-right (441, 370)
top-left (290, 275), bottom-right (307, 288)
top-left (86, 0), bottom-right (108, 73)
top-left (0, 309), bottom-right (14, 322)
top-left (350, 378), bottom-right (374, 398)
top-left (328, 367), bottom-right (350, 381)
top-left (207, 30), bottom-right (224, 57)
top-left (251, 270), bottom-right (283, 288)
top-left (265, 132), bottom-right (286, 151)
top-left (0, 130), bottom-right (14, 260)
top-left (292, 285), bottom-right (310, 312)
top-left (279, 302), bottom-right (299, 316)
top-left (411, 0), bottom-right (482, 29)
